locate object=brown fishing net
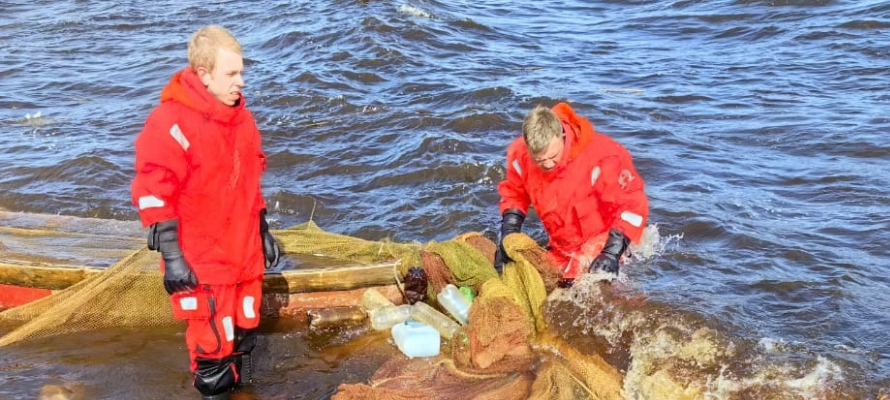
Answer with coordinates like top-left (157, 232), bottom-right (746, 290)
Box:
top-left (0, 220), bottom-right (423, 347)
top-left (332, 232), bottom-right (629, 400)
top-left (0, 213), bottom-right (629, 400)
top-left (0, 247), bottom-right (172, 347)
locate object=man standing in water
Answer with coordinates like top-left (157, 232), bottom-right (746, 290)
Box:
top-left (495, 103), bottom-right (649, 287)
top-left (131, 25), bottom-right (280, 400)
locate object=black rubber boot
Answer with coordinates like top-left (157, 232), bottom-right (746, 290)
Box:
top-left (233, 328), bottom-right (258, 387)
top-left (194, 357), bottom-right (236, 399)
top-left (231, 352), bottom-right (252, 390)
top-left (201, 392), bottom-right (230, 400)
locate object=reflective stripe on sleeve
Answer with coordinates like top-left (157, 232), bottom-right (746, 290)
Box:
top-left (591, 166), bottom-right (601, 186)
top-left (170, 124), bottom-right (190, 151)
top-left (138, 195), bottom-right (165, 210)
top-left (620, 211), bottom-right (644, 228)
top-left (512, 159), bottom-right (522, 177)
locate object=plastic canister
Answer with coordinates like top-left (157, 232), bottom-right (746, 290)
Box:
top-left (410, 301), bottom-right (460, 339)
top-left (391, 320), bottom-right (440, 358)
top-left (369, 304), bottom-right (411, 331)
top-left (437, 284), bottom-right (470, 325)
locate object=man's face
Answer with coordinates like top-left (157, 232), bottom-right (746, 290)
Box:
top-left (532, 135), bottom-right (565, 172)
top-left (198, 48), bottom-right (245, 106)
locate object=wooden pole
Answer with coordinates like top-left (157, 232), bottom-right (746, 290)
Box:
top-left (0, 261), bottom-right (400, 294)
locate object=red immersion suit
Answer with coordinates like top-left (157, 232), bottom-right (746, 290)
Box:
top-left (498, 103), bottom-right (649, 279)
top-left (131, 66), bottom-right (267, 371)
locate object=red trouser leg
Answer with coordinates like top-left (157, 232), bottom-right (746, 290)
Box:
top-left (169, 278), bottom-right (262, 396)
top-left (231, 278), bottom-right (262, 385)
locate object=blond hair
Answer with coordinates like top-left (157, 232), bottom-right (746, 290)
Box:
top-left (187, 25), bottom-right (242, 71)
top-left (521, 105), bottom-right (563, 154)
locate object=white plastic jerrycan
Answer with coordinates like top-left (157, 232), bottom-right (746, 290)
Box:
top-left (391, 320), bottom-right (440, 358)
top-left (437, 284), bottom-right (471, 325)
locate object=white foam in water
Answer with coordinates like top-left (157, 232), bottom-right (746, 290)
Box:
top-left (702, 356), bottom-right (843, 400)
top-left (23, 111), bottom-right (50, 127)
top-left (628, 223), bottom-right (681, 262)
top-left (546, 277), bottom-right (635, 345)
top-left (398, 4), bottom-right (433, 19)
top-left (783, 356), bottom-right (842, 393)
top-left (758, 337), bottom-right (787, 353)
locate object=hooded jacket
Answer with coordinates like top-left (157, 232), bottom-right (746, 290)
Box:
top-left (498, 103), bottom-right (648, 276)
top-left (131, 66), bottom-right (267, 285)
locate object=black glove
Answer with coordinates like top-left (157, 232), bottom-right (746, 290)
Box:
top-left (148, 219), bottom-right (198, 294)
top-left (494, 209), bottom-right (525, 274)
top-left (259, 209), bottom-right (280, 270)
top-left (588, 228), bottom-right (630, 275)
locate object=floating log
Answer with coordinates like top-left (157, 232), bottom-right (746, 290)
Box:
top-left (0, 263), bottom-right (102, 290)
top-left (262, 261), bottom-right (400, 293)
top-left (0, 261), bottom-right (400, 294)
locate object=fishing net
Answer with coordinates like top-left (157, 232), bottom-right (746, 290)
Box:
top-left (0, 214), bottom-right (173, 347)
top-left (332, 232), bottom-right (630, 400)
top-left (0, 220), bottom-right (523, 347)
top-left (0, 213), bottom-right (629, 400)
top-left (0, 220), bottom-right (419, 346)
top-left (3, 212), bottom-right (870, 399)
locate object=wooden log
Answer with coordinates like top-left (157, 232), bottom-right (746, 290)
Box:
top-left (1, 210), bottom-right (403, 293)
top-left (262, 261), bottom-right (400, 293)
top-left (0, 261), bottom-right (400, 294)
top-left (0, 263), bottom-right (103, 290)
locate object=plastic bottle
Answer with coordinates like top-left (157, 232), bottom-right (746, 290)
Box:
top-left (437, 284), bottom-right (470, 325)
top-left (361, 287), bottom-right (395, 314)
top-left (459, 286), bottom-right (475, 303)
top-left (369, 304), bottom-right (411, 331)
top-left (391, 320), bottom-right (440, 358)
top-left (410, 301), bottom-right (460, 339)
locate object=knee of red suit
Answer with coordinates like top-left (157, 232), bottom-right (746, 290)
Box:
top-left (167, 281), bottom-right (262, 370)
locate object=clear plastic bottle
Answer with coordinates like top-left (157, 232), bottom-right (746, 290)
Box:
top-left (369, 304), bottom-right (411, 331)
top-left (437, 284), bottom-right (470, 325)
top-left (361, 287), bottom-right (395, 314)
top-left (410, 301), bottom-right (460, 339)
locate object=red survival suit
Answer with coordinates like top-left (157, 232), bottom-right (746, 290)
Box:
top-left (131, 66), bottom-right (267, 390)
top-left (498, 103), bottom-right (649, 279)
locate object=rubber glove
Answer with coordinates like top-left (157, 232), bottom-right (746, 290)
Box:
top-left (149, 219), bottom-right (198, 294)
top-left (493, 209), bottom-right (525, 274)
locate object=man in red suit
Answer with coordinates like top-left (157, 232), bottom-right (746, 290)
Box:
top-left (131, 25), bottom-right (280, 400)
top-left (496, 103), bottom-right (649, 286)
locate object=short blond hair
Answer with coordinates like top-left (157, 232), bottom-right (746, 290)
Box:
top-left (187, 25), bottom-right (242, 71)
top-left (521, 105), bottom-right (563, 154)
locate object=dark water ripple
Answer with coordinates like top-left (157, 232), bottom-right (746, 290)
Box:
top-left (1, 0), bottom-right (890, 397)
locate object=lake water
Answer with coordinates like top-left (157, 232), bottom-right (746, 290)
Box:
top-left (1, 0), bottom-right (889, 399)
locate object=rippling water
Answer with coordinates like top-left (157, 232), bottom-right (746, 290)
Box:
top-left (1, 0), bottom-right (889, 398)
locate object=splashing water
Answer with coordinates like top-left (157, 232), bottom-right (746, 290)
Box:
top-left (543, 258), bottom-right (851, 400)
